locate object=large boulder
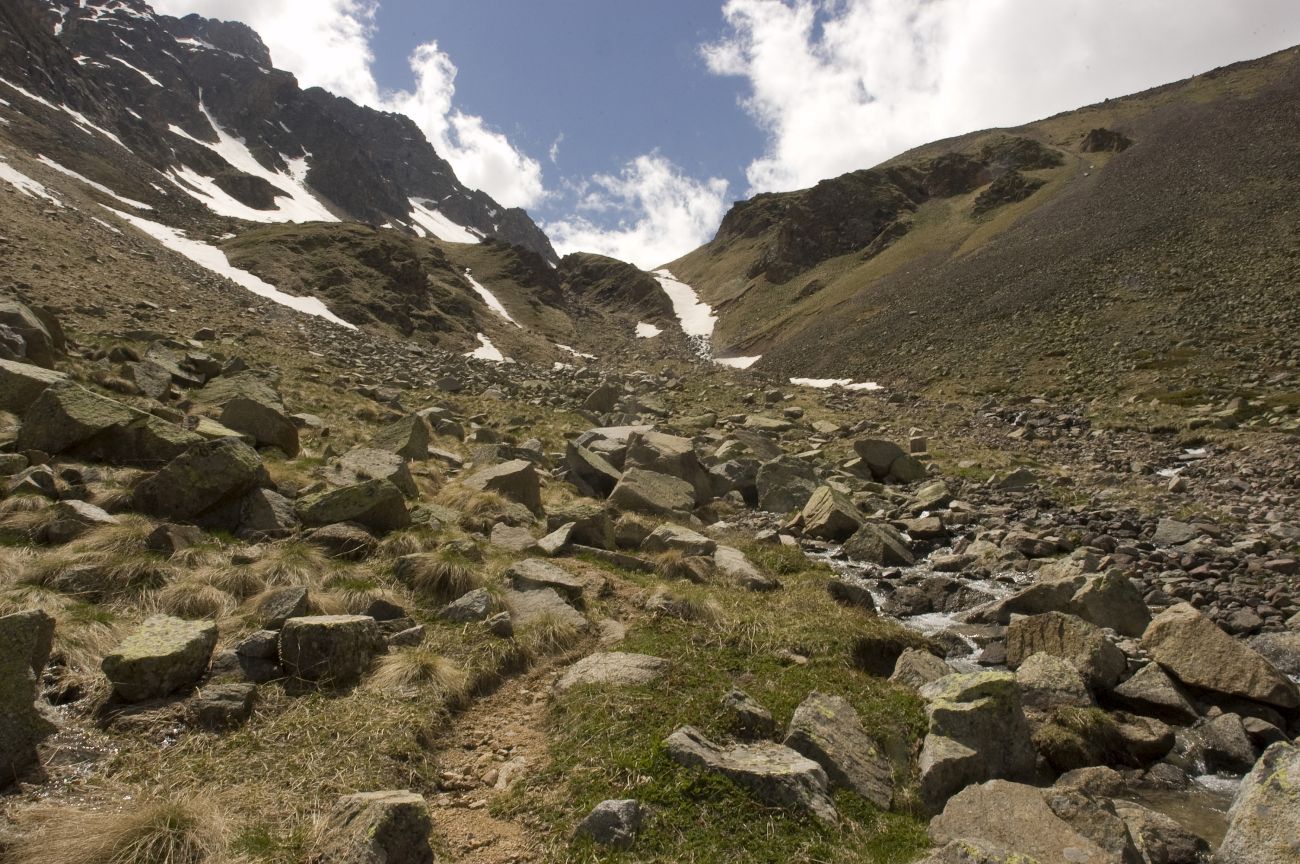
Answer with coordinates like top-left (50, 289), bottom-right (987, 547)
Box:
top-left (1111, 662), bottom-right (1198, 725)
top-left (327, 448), bottom-right (418, 498)
top-left (238, 488), bottom-right (300, 540)
top-left (664, 725), bottom-right (838, 823)
top-left (279, 615), bottom-right (384, 686)
top-left (1143, 603), bottom-right (1298, 710)
top-left (506, 559), bottom-right (585, 604)
top-left (296, 479), bottom-right (411, 534)
top-left (624, 430), bottom-right (712, 505)
top-left (553, 653), bottom-right (668, 692)
top-left (0, 358), bottom-right (66, 414)
top-left (609, 467), bottom-right (695, 516)
top-left (0, 610), bottom-right (56, 785)
top-left (843, 522), bottom-right (915, 566)
top-left (133, 438), bottom-right (266, 524)
top-left (713, 545), bottom-right (777, 591)
top-left (1216, 741), bottom-right (1300, 864)
top-left (199, 373), bottom-right (299, 456)
top-left (461, 459), bottom-right (543, 516)
top-left (370, 415), bottom-right (430, 461)
top-left (755, 455), bottom-right (818, 514)
top-left (1068, 571), bottom-right (1150, 638)
top-left (0, 298), bottom-right (58, 368)
top-left (801, 485), bottom-right (863, 541)
top-left (1006, 612), bottom-right (1126, 693)
top-left (17, 382), bottom-right (200, 467)
top-left (918, 672), bottom-right (1036, 813)
top-left (929, 780), bottom-right (1139, 864)
top-left (853, 438), bottom-right (925, 483)
top-left (1015, 652), bottom-right (1093, 715)
top-left (565, 442), bottom-right (621, 499)
top-left (640, 523), bottom-right (716, 557)
top-left (783, 691), bottom-right (894, 809)
top-left (101, 615), bottom-right (218, 702)
top-left (307, 790), bottom-right (433, 864)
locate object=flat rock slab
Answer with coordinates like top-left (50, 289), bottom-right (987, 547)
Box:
top-left (102, 615), bottom-right (218, 702)
top-left (507, 559), bottom-right (584, 603)
top-left (554, 652), bottom-right (669, 692)
top-left (664, 725), bottom-right (838, 823)
top-left (783, 691), bottom-right (893, 809)
top-left (502, 588), bottom-right (586, 631)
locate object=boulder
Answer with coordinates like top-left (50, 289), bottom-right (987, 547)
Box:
top-left (1111, 663), bottom-right (1198, 726)
top-left (1152, 519), bottom-right (1197, 546)
top-left (133, 438), bottom-right (266, 524)
top-left (0, 610), bottom-right (56, 785)
top-left (192, 682), bottom-right (256, 731)
top-left (890, 648), bottom-right (951, 689)
top-left (565, 442), bottom-right (621, 499)
top-left (843, 522), bottom-right (915, 567)
top-left (609, 467), bottom-right (695, 516)
top-left (502, 588), bottom-right (586, 631)
top-left (307, 790), bottom-right (433, 864)
top-left (370, 415), bottom-right (429, 461)
top-left (1142, 603), bottom-right (1298, 709)
top-left (461, 459), bottom-right (543, 516)
top-left (0, 358), bottom-right (66, 414)
top-left (327, 449), bottom-right (418, 498)
top-left (308, 522), bottom-right (379, 561)
top-left (101, 615), bottom-right (218, 702)
top-left (624, 430), bottom-right (712, 504)
top-left (1069, 571), bottom-right (1150, 638)
top-left (714, 545), bottom-right (778, 591)
top-left (575, 799), bottom-right (642, 850)
top-left (801, 485), bottom-right (863, 541)
top-left (554, 652), bottom-right (669, 692)
top-left (783, 691), bottom-right (893, 809)
top-left (756, 455), bottom-right (818, 514)
top-left (17, 382), bottom-right (201, 467)
top-left (581, 382), bottom-right (620, 414)
top-left (853, 438), bottom-right (925, 483)
top-left (1216, 741), bottom-right (1300, 864)
top-left (0, 298), bottom-right (58, 367)
top-left (42, 499), bottom-right (118, 544)
top-left (1015, 652), bottom-right (1093, 714)
top-left (918, 672), bottom-right (1036, 813)
top-left (1006, 612), bottom-right (1126, 693)
top-left (1110, 800), bottom-right (1209, 864)
top-left (490, 523), bottom-right (541, 554)
top-left (663, 725), bottom-right (837, 823)
top-left (258, 586), bottom-right (310, 629)
top-left (929, 780), bottom-right (1137, 864)
top-left (721, 689), bottom-right (777, 739)
top-left (640, 523), bottom-right (716, 557)
top-left (279, 615), bottom-right (384, 686)
top-left (296, 479), bottom-right (411, 534)
top-left (200, 373), bottom-right (299, 456)
top-left (238, 488), bottom-right (300, 540)
top-left (1248, 631), bottom-right (1300, 678)
top-left (124, 360), bottom-right (173, 400)
top-left (437, 588), bottom-right (493, 623)
top-left (1196, 712), bottom-right (1256, 774)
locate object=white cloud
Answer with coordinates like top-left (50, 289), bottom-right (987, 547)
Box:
top-left (705, 0), bottom-right (1300, 195)
top-left (152, 0), bottom-right (544, 208)
top-left (548, 133), bottom-right (564, 165)
top-left (545, 154), bottom-right (729, 269)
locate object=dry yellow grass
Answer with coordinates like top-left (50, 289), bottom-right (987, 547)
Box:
top-left (392, 547), bottom-right (481, 603)
top-left (368, 646), bottom-right (470, 706)
top-left (2, 795), bottom-right (228, 864)
top-left (248, 541), bottom-right (332, 588)
top-left (152, 580), bottom-right (237, 620)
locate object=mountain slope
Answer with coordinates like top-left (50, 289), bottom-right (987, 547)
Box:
top-left (668, 47), bottom-right (1300, 411)
top-left (0, 0), bottom-right (556, 260)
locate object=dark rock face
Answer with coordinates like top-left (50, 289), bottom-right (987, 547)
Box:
top-left (0, 0), bottom-right (556, 262)
top-left (1080, 128), bottom-right (1134, 153)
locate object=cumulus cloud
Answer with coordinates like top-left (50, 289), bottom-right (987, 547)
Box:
top-left (151, 0), bottom-right (544, 208)
top-left (705, 0), bottom-right (1300, 195)
top-left (545, 154), bottom-right (729, 269)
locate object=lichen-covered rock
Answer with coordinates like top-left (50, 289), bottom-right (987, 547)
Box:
top-left (200, 373), bottom-right (299, 457)
top-left (327, 448), bottom-right (418, 498)
top-left (17, 382), bottom-right (201, 467)
top-left (370, 414), bottom-right (430, 461)
top-left (783, 691), bottom-right (894, 809)
top-left (507, 559), bottom-right (585, 604)
top-left (307, 790), bottom-right (433, 864)
top-left (279, 615), bottom-right (384, 686)
top-left (133, 438), bottom-right (266, 524)
top-left (625, 430), bottom-right (712, 505)
top-left (554, 653), bottom-right (668, 692)
top-left (1, 610), bottom-right (56, 785)
top-left (565, 442), bottom-right (621, 499)
top-left (1015, 652), bottom-right (1093, 715)
top-left (843, 522), bottom-right (915, 567)
top-left (296, 479), bottom-right (411, 534)
top-left (1068, 571), bottom-right (1150, 638)
top-left (1216, 741), bottom-right (1300, 864)
top-left (919, 672), bottom-right (1037, 814)
top-left (461, 459), bottom-right (543, 516)
top-left (890, 648), bottom-right (951, 689)
top-left (755, 455), bottom-right (818, 514)
top-left (575, 799), bottom-right (643, 850)
top-left (801, 485), bottom-right (863, 541)
top-left (192, 682), bottom-right (257, 730)
top-left (640, 523), bottom-right (716, 556)
top-left (102, 615), bottom-right (219, 702)
top-left (1143, 603), bottom-right (1298, 710)
top-left (609, 467), bottom-right (695, 516)
top-left (1006, 612), bottom-right (1126, 693)
top-left (664, 725), bottom-right (838, 823)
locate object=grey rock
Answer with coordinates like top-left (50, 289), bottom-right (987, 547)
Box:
top-left (461, 459), bottom-right (543, 516)
top-left (721, 689), bottom-right (776, 739)
top-left (307, 790), bottom-right (433, 864)
top-left (756, 455), bottom-right (818, 514)
top-left (192, 682), bottom-right (256, 730)
top-left (554, 652), bottom-right (668, 692)
top-left (801, 485), bottom-right (863, 541)
top-left (0, 610), bottom-right (56, 785)
top-left (784, 691), bottom-right (894, 809)
top-left (1112, 663), bottom-right (1199, 726)
top-left (0, 358), bottom-right (67, 415)
top-left (102, 615), bottom-right (218, 702)
top-left (1216, 741), bottom-right (1300, 864)
top-left (296, 479), bottom-right (411, 534)
top-left (507, 559), bottom-right (584, 604)
top-left (575, 799), bottom-right (642, 850)
top-left (890, 648), bottom-right (951, 689)
top-left (609, 467), bottom-right (695, 516)
top-left (843, 522), bottom-right (915, 567)
top-left (328, 448), bottom-right (418, 498)
top-left (133, 438), bottom-right (266, 525)
top-left (437, 588), bottom-right (493, 623)
top-left (1006, 612), bottom-right (1127, 693)
top-left (279, 615), bottom-right (384, 687)
top-left (640, 523), bottom-right (716, 556)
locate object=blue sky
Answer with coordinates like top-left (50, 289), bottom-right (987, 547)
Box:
top-left (154, 0), bottom-right (1300, 267)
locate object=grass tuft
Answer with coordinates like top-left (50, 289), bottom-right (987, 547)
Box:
top-left (153, 580), bottom-right (237, 620)
top-left (368, 646), bottom-right (471, 707)
top-left (393, 548), bottom-right (481, 603)
top-left (2, 795), bottom-right (227, 864)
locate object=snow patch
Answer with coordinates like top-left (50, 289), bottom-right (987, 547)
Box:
top-left (635, 321), bottom-right (663, 338)
top-left (715, 355), bottom-right (762, 369)
top-left (465, 333), bottom-right (510, 363)
top-left (463, 269), bottom-right (520, 327)
top-left (652, 268), bottom-right (717, 353)
top-left (107, 55), bottom-right (163, 87)
top-left (101, 207), bottom-right (354, 329)
top-left (556, 343), bottom-right (596, 360)
top-left (36, 154), bottom-right (152, 210)
top-left (90, 216), bottom-right (121, 234)
top-left (408, 198), bottom-right (481, 244)
top-left (790, 377), bottom-right (883, 391)
top-left (0, 78), bottom-right (127, 150)
top-left (0, 156), bottom-right (63, 206)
